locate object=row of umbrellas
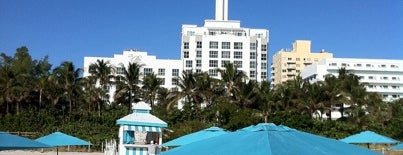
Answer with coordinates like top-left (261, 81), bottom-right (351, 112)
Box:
top-left (0, 131), bottom-right (91, 155)
top-left (161, 124), bottom-right (402, 155)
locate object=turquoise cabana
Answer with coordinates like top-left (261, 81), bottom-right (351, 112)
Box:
top-left (117, 101), bottom-right (167, 155)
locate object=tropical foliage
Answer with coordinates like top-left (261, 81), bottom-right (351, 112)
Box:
top-left (0, 47), bottom-right (402, 150)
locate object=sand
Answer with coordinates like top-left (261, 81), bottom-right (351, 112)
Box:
top-left (0, 150), bottom-right (104, 155)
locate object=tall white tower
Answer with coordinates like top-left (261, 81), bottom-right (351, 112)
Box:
top-left (215, 0), bottom-right (228, 21)
top-left (180, 0), bottom-right (269, 82)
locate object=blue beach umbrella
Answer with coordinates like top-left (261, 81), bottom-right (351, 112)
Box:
top-left (161, 123), bottom-right (381, 155)
top-left (0, 131), bottom-right (52, 150)
top-left (390, 143), bottom-right (403, 150)
top-left (162, 127), bottom-right (228, 147)
top-left (340, 130), bottom-right (399, 148)
top-left (35, 131), bottom-right (91, 155)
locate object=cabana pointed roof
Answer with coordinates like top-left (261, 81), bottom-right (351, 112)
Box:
top-left (116, 101), bottom-right (167, 127)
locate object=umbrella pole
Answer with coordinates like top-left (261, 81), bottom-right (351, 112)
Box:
top-left (57, 146), bottom-right (58, 155)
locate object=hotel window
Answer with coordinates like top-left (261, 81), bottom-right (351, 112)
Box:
top-left (250, 52), bottom-right (256, 59)
top-left (296, 58), bottom-right (300, 61)
top-left (392, 95), bottom-right (400, 98)
top-left (282, 69), bottom-right (287, 73)
top-left (261, 54), bottom-right (267, 60)
top-left (196, 41), bottom-right (202, 48)
top-left (250, 71), bottom-right (256, 78)
top-left (392, 86), bottom-right (398, 89)
top-left (221, 60), bottom-right (230, 67)
top-left (380, 64), bottom-right (386, 68)
top-left (234, 61), bottom-right (243, 68)
top-left (196, 69), bottom-right (202, 73)
top-left (261, 44), bottom-right (267, 51)
top-left (209, 69), bottom-right (218, 76)
top-left (234, 42), bottom-right (243, 49)
top-left (391, 64), bottom-right (398, 68)
top-left (209, 41), bottom-right (218, 49)
top-left (234, 51), bottom-right (243, 59)
top-left (382, 77), bottom-right (388, 80)
top-left (172, 69), bottom-right (179, 76)
top-left (250, 43), bottom-right (256, 50)
top-left (183, 51), bottom-right (189, 58)
top-left (382, 85), bottom-right (388, 89)
top-left (196, 50), bottom-right (202, 58)
top-left (392, 77), bottom-right (397, 81)
top-left (183, 42), bottom-right (189, 49)
top-left (222, 51), bottom-right (230, 58)
top-left (356, 64), bottom-right (362, 67)
top-left (359, 76), bottom-right (364, 80)
top-left (196, 60), bottom-right (202, 67)
top-left (314, 58), bottom-right (318, 62)
top-left (368, 85), bottom-right (374, 89)
top-left (250, 61), bottom-right (256, 69)
top-left (144, 68), bottom-right (153, 75)
top-left (329, 63), bottom-right (337, 66)
top-left (209, 51), bottom-right (218, 58)
top-left (158, 68), bottom-right (165, 76)
top-left (172, 78), bottom-right (179, 85)
top-left (366, 64), bottom-right (371, 67)
top-left (209, 60), bottom-right (218, 67)
top-left (261, 63), bottom-right (267, 69)
top-left (341, 63), bottom-right (347, 67)
top-left (222, 42), bottom-right (231, 49)
top-left (288, 58), bottom-right (292, 60)
top-left (261, 72), bottom-right (267, 79)
top-left (116, 67), bottom-right (125, 75)
top-left (158, 78), bottom-right (165, 85)
top-left (369, 76), bottom-right (375, 80)
top-left (186, 60), bottom-right (193, 67)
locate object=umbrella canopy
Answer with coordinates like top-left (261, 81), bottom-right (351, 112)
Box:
top-left (0, 131), bottom-right (52, 150)
top-left (161, 123), bottom-right (381, 155)
top-left (35, 131), bottom-right (91, 146)
top-left (162, 127), bottom-right (228, 147)
top-left (390, 143), bottom-right (403, 150)
top-left (340, 130), bottom-right (399, 144)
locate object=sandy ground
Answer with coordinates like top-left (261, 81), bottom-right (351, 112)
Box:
top-left (0, 150), bottom-right (104, 155)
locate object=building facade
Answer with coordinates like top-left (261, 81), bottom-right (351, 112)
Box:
top-left (83, 49), bottom-right (182, 103)
top-left (301, 58), bottom-right (403, 102)
top-left (83, 0), bottom-right (269, 103)
top-left (271, 40), bottom-right (333, 86)
top-left (181, 0), bottom-right (269, 81)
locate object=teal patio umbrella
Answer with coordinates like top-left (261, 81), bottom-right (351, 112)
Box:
top-left (0, 131), bottom-right (52, 150)
top-left (35, 131), bottom-right (91, 155)
top-left (340, 130), bottom-right (399, 148)
top-left (390, 143), bottom-right (403, 150)
top-left (161, 123), bottom-right (381, 155)
top-left (162, 127), bottom-right (228, 147)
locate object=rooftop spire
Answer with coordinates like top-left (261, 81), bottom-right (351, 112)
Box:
top-left (215, 0), bottom-right (228, 21)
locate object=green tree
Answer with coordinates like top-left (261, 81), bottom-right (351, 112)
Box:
top-left (52, 61), bottom-right (82, 113)
top-left (142, 73), bottom-right (163, 108)
top-left (114, 62), bottom-right (143, 113)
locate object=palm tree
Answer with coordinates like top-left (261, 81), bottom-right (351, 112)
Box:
top-left (218, 63), bottom-right (247, 100)
top-left (52, 61), bottom-right (82, 113)
top-left (114, 62), bottom-right (143, 113)
top-left (88, 59), bottom-right (114, 116)
top-left (142, 73), bottom-right (163, 108)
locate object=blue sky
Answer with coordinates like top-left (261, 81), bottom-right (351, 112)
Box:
top-left (1, 0), bottom-right (402, 69)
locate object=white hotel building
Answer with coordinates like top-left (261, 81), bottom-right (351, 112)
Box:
top-left (181, 0), bottom-right (269, 81)
top-left (83, 0), bottom-right (269, 103)
top-left (301, 58), bottom-right (403, 102)
top-left (83, 50), bottom-right (182, 103)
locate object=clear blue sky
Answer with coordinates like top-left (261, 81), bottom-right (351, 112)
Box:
top-left (1, 0), bottom-right (402, 69)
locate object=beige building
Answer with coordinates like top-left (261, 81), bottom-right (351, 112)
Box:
top-left (271, 40), bottom-right (333, 86)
